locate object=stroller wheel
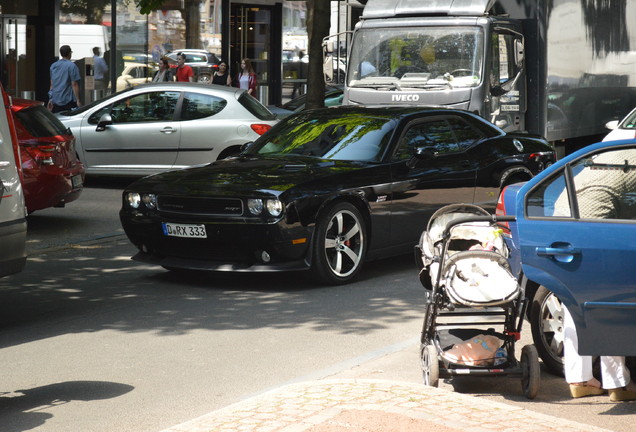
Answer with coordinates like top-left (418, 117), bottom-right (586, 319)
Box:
top-left (420, 344), bottom-right (439, 387)
top-left (521, 344), bottom-right (541, 399)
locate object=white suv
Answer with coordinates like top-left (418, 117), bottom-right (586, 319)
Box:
top-left (0, 85), bottom-right (27, 277)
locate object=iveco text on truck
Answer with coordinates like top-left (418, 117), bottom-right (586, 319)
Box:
top-left (343, 0), bottom-right (636, 155)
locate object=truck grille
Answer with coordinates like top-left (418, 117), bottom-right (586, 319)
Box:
top-left (157, 195), bottom-right (243, 216)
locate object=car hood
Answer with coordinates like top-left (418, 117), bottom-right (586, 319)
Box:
top-left (128, 156), bottom-right (370, 197)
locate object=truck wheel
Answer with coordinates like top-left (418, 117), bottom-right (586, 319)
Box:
top-left (530, 285), bottom-right (565, 376)
top-left (310, 202), bottom-right (366, 285)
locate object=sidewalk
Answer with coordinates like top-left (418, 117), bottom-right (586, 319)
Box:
top-left (159, 379), bottom-right (614, 432)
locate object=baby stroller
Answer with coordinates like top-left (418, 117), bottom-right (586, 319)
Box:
top-left (415, 204), bottom-right (540, 399)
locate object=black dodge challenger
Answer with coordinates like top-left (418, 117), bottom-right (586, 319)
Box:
top-left (120, 106), bottom-right (555, 284)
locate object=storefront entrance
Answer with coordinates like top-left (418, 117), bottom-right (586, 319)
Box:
top-left (0, 16), bottom-right (30, 98)
top-left (229, 3), bottom-right (282, 105)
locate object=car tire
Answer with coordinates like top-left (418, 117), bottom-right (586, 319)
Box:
top-left (198, 74), bottom-right (211, 83)
top-left (310, 202), bottom-right (366, 285)
top-left (530, 285), bottom-right (565, 376)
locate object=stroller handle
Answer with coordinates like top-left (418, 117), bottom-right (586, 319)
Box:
top-left (442, 215), bottom-right (516, 238)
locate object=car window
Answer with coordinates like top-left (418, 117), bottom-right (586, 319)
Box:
top-left (186, 54), bottom-right (207, 63)
top-left (527, 147), bottom-right (636, 220)
top-left (88, 91), bottom-right (180, 124)
top-left (238, 93), bottom-right (277, 120)
top-left (180, 92), bottom-right (227, 120)
top-left (392, 118), bottom-right (459, 161)
top-left (15, 105), bottom-right (69, 137)
top-left (250, 112), bottom-right (396, 162)
top-left (447, 117), bottom-right (484, 150)
top-left (128, 66), bottom-right (151, 79)
top-left (526, 169), bottom-right (570, 218)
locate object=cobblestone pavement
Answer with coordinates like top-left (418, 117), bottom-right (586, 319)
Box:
top-left (159, 379), bottom-right (614, 432)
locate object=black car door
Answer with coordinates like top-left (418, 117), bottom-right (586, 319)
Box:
top-left (388, 115), bottom-right (480, 248)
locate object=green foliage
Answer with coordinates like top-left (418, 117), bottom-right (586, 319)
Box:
top-left (135, 0), bottom-right (167, 15)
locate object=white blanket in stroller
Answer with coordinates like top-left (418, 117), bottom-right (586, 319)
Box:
top-left (445, 254), bottom-right (519, 306)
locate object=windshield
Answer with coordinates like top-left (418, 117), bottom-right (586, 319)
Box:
top-left (347, 26), bottom-right (484, 90)
top-left (247, 111), bottom-right (397, 162)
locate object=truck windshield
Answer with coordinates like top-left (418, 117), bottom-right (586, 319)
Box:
top-left (347, 27), bottom-right (483, 90)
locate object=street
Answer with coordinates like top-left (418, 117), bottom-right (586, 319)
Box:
top-left (0, 179), bottom-right (634, 431)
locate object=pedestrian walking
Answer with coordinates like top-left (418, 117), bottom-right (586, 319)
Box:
top-left (152, 58), bottom-right (173, 82)
top-left (212, 61), bottom-right (232, 86)
top-left (236, 58), bottom-right (257, 97)
top-left (92, 46), bottom-right (108, 90)
top-left (175, 52), bottom-right (194, 82)
top-left (48, 45), bottom-right (81, 113)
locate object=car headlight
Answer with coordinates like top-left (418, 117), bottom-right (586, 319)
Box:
top-left (247, 198), bottom-right (263, 215)
top-left (142, 193), bottom-right (157, 209)
top-left (127, 192), bottom-right (141, 209)
top-left (266, 199), bottom-right (283, 217)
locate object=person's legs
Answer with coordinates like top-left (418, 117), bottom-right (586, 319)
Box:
top-left (602, 356), bottom-right (636, 401)
top-left (563, 305), bottom-right (604, 397)
top-left (601, 356), bottom-right (630, 389)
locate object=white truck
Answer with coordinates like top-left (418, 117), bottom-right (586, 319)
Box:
top-left (343, 0), bottom-right (636, 156)
top-left (59, 24), bottom-right (110, 61)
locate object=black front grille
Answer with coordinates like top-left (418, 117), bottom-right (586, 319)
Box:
top-left (157, 195), bottom-right (243, 216)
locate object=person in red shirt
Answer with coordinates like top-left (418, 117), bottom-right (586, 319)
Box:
top-left (175, 52), bottom-right (194, 82)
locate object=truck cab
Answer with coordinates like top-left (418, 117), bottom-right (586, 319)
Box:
top-left (343, 0), bottom-right (636, 157)
top-left (344, 0), bottom-right (526, 134)
top-left (0, 84), bottom-right (27, 278)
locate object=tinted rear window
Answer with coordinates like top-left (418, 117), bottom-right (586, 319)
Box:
top-left (238, 93), bottom-right (277, 121)
top-left (16, 105), bottom-right (69, 137)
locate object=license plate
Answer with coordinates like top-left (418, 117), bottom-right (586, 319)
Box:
top-left (162, 222), bottom-right (207, 238)
top-left (71, 174), bottom-right (83, 188)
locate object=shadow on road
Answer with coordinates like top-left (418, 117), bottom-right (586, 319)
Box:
top-left (0, 381), bottom-right (134, 432)
top-left (0, 238), bottom-right (421, 348)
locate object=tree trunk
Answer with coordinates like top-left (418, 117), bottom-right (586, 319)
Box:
top-left (182, 0), bottom-right (203, 49)
top-left (305, 0), bottom-right (330, 110)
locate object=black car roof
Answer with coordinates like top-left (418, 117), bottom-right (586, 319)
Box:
top-left (300, 104), bottom-right (474, 120)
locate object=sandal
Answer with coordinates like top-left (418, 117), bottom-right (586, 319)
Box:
top-left (609, 388), bottom-right (636, 402)
top-left (569, 384), bottom-right (605, 398)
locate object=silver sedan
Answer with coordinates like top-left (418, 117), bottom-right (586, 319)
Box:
top-left (57, 83), bottom-right (278, 176)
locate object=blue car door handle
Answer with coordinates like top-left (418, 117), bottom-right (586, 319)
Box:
top-left (536, 246), bottom-right (581, 263)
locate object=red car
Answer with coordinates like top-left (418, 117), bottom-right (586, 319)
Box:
top-left (11, 98), bottom-right (85, 213)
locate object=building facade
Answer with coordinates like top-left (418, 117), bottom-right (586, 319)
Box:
top-left (0, 0), bottom-right (361, 105)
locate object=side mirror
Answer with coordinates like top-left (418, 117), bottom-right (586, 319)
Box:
top-left (605, 120), bottom-right (619, 130)
top-left (491, 85), bottom-right (506, 97)
top-left (514, 39), bottom-right (524, 67)
top-left (96, 113), bottom-right (113, 132)
top-left (240, 141), bottom-right (254, 153)
top-left (407, 147), bottom-right (435, 168)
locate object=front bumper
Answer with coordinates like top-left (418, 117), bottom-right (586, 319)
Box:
top-left (121, 210), bottom-right (314, 272)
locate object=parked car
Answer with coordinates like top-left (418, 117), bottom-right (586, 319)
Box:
top-left (120, 106), bottom-right (555, 284)
top-left (497, 139), bottom-right (636, 374)
top-left (56, 83), bottom-right (278, 177)
top-left (165, 50), bottom-right (220, 83)
top-left (0, 85), bottom-right (27, 277)
top-left (11, 98), bottom-right (85, 213)
top-left (116, 62), bottom-right (157, 92)
top-left (604, 106), bottom-right (636, 141)
top-left (268, 85), bottom-right (343, 119)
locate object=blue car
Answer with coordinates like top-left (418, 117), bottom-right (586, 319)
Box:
top-left (497, 139), bottom-right (636, 375)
